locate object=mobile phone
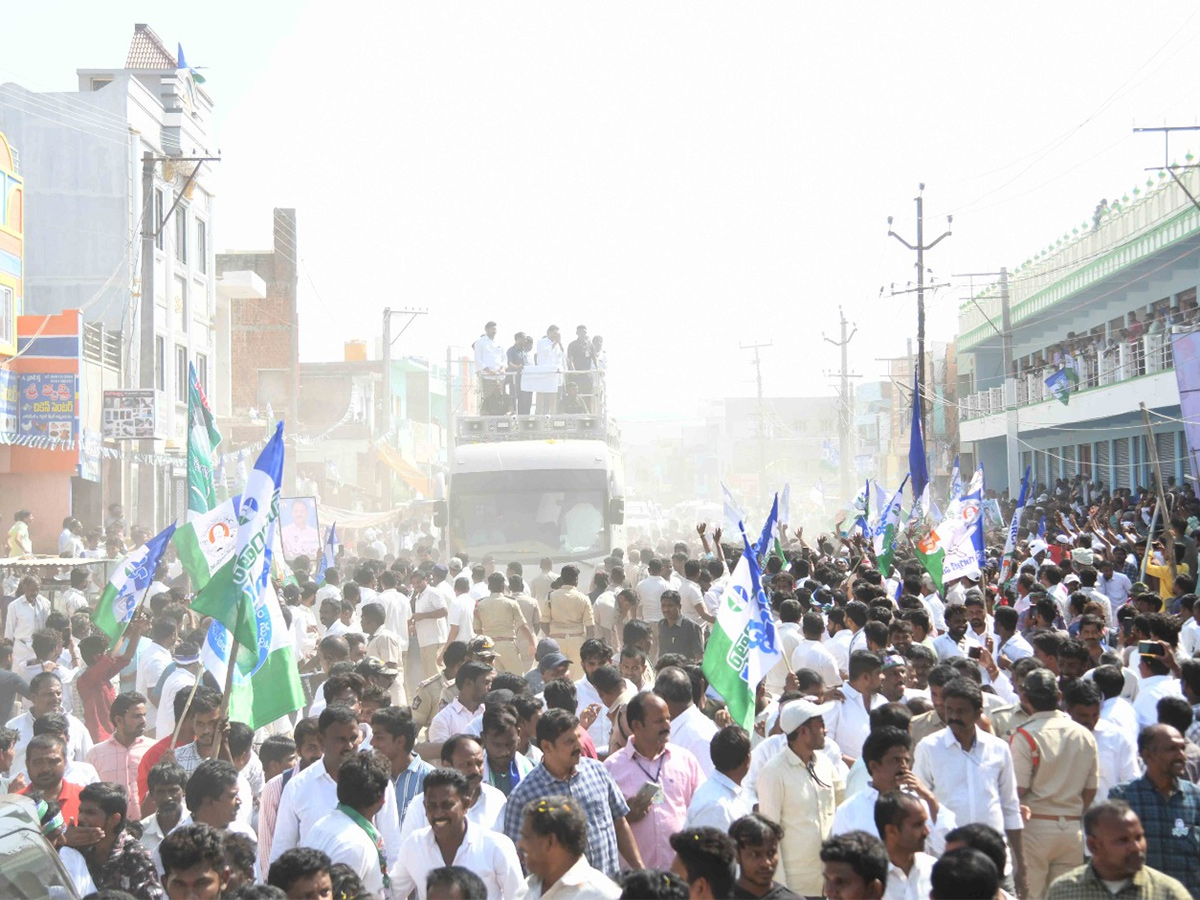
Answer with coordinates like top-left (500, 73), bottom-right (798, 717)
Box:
top-left (968, 646), bottom-right (983, 659)
top-left (635, 782), bottom-right (662, 804)
top-left (1138, 640), bottom-right (1161, 656)
top-left (1121, 620), bottom-right (1133, 637)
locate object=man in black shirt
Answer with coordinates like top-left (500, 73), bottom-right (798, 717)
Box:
top-left (657, 591), bottom-right (705, 662)
top-left (506, 332), bottom-right (532, 414)
top-left (566, 325), bottom-right (594, 412)
top-left (730, 813), bottom-right (802, 899)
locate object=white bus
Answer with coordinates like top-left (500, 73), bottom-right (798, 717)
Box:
top-left (441, 416), bottom-right (625, 576)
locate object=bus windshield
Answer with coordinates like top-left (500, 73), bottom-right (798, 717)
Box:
top-left (450, 469), bottom-right (607, 557)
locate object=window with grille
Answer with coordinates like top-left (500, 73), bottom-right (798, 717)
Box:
top-left (175, 345), bottom-right (188, 403)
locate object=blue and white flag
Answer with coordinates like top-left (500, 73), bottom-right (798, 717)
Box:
top-left (949, 456), bottom-right (962, 503)
top-left (316, 522), bottom-right (338, 586)
top-left (722, 482), bottom-right (746, 532)
top-left (1000, 467), bottom-right (1031, 584)
top-left (821, 439), bottom-right (839, 471)
top-left (754, 493), bottom-right (779, 562)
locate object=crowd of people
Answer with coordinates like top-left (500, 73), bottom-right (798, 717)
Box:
top-left (473, 322), bottom-right (607, 416)
top-left (0, 474), bottom-right (1199, 898)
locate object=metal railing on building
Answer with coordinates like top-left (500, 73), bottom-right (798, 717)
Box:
top-left (82, 322), bottom-right (122, 373)
top-left (962, 332), bottom-right (1176, 420)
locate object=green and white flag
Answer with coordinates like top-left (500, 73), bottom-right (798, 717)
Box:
top-left (702, 527), bottom-right (783, 730)
top-left (187, 362), bottom-right (222, 520)
top-left (92, 524), bottom-right (177, 649)
top-left (172, 497), bottom-right (241, 593)
top-left (873, 476), bottom-right (908, 578)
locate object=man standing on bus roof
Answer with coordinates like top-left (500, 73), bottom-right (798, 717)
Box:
top-left (536, 325), bottom-right (566, 415)
top-left (542, 565), bottom-right (595, 665)
top-left (474, 321), bottom-right (506, 377)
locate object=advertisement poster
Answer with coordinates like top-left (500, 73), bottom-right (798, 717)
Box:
top-left (0, 367), bottom-right (17, 437)
top-left (280, 496), bottom-right (321, 560)
top-left (18, 373), bottom-right (77, 440)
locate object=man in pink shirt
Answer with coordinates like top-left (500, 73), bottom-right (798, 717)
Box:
top-left (603, 690), bottom-right (702, 869)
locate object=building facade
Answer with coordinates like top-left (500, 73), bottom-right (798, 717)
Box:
top-left (957, 168), bottom-right (1200, 494)
top-left (0, 24), bottom-right (221, 530)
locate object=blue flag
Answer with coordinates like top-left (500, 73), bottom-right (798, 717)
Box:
top-left (902, 372), bottom-right (931, 513)
top-left (754, 494), bottom-right (779, 562)
top-left (949, 456), bottom-right (962, 503)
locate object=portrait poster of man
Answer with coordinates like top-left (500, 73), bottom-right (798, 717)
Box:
top-left (280, 495), bottom-right (320, 560)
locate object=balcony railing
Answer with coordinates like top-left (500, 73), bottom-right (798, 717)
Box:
top-left (961, 332), bottom-right (1175, 420)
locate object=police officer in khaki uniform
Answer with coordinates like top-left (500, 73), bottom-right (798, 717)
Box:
top-left (986, 656), bottom-right (1044, 740)
top-left (1011, 668), bottom-right (1099, 899)
top-left (474, 573), bottom-right (536, 673)
top-left (539, 564), bottom-right (594, 664)
top-left (410, 640), bottom-right (469, 736)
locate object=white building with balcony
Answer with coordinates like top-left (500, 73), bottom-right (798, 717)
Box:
top-left (957, 168), bottom-right (1200, 494)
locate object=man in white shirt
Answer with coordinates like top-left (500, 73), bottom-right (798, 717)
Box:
top-left (135, 619), bottom-right (177, 727)
top-left (765, 602), bottom-right (803, 699)
top-left (155, 643), bottom-right (200, 740)
top-left (1097, 559), bottom-right (1132, 609)
top-left (913, 677), bottom-right (1027, 896)
top-left (931, 605), bottom-right (975, 661)
top-left (677, 560), bottom-right (712, 626)
top-left (473, 321), bottom-right (507, 376)
top-left (271, 707), bottom-right (403, 866)
top-left (447, 578), bottom-right (477, 647)
top-left (920, 575), bottom-right (947, 633)
top-left (1092, 664), bottom-right (1141, 736)
top-left (4, 576), bottom-right (50, 671)
top-left (53, 568), bottom-right (91, 619)
top-left (635, 559), bottom-right (672, 624)
top-left (877, 790), bottom-right (937, 900)
top-left (306, 750), bottom-right (394, 896)
top-left (468, 565), bottom-right (490, 603)
top-left (825, 651), bottom-right (888, 763)
top-left (392, 768), bottom-right (523, 900)
top-left (1063, 679), bottom-right (1141, 805)
top-left (827, 609), bottom-right (855, 679)
top-left (428, 662), bottom-right (495, 745)
top-left (534, 325), bottom-right (567, 415)
top-left (1132, 643), bottom-right (1183, 728)
top-left (656, 666), bottom-right (718, 777)
top-left (792, 612), bottom-right (843, 690)
top-left (993, 607), bottom-right (1034, 667)
top-left (411, 570), bottom-right (449, 681)
top-left (515, 792), bottom-right (621, 900)
top-left (685, 724), bottom-right (753, 832)
top-left (401, 734), bottom-right (508, 841)
top-left (7, 671), bottom-right (92, 776)
top-left (375, 570), bottom-right (412, 648)
top-left (361, 604), bottom-right (407, 707)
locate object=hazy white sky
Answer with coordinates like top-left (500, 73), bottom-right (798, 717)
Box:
top-left (6, 2), bottom-right (1200, 421)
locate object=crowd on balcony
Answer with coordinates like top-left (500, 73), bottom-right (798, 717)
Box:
top-left (472, 321), bottom-right (607, 416)
top-left (1014, 295), bottom-right (1200, 389)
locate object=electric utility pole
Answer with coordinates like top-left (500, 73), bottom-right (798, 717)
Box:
top-left (956, 268), bottom-right (1019, 495)
top-left (888, 184), bottom-right (952, 443)
top-left (823, 308), bottom-right (858, 503)
top-left (380, 306), bottom-right (428, 439)
top-left (1134, 125), bottom-right (1200, 214)
top-left (740, 341), bottom-right (772, 505)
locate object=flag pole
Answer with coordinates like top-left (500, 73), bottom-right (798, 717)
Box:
top-left (170, 666), bottom-right (204, 751)
top-left (212, 637), bottom-right (239, 758)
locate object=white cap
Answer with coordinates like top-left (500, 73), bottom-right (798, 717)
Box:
top-left (778, 698), bottom-right (835, 733)
top-left (1028, 539), bottom-right (1049, 556)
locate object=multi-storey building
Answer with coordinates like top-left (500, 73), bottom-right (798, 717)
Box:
top-left (0, 24), bottom-right (220, 529)
top-left (958, 167), bottom-right (1200, 495)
